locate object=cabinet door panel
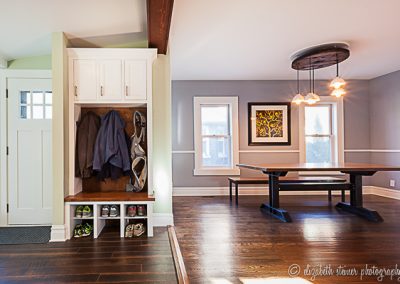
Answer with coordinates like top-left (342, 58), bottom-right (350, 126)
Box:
top-left (124, 60), bottom-right (147, 101)
top-left (99, 60), bottom-right (123, 100)
top-left (73, 60), bottom-right (97, 101)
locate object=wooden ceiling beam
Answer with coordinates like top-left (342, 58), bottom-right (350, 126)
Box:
top-left (147, 0), bottom-right (174, 55)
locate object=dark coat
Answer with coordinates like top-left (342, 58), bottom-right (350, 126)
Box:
top-left (93, 110), bottom-right (131, 180)
top-left (75, 111), bottom-right (101, 178)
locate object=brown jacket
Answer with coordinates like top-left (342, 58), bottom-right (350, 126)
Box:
top-left (75, 111), bottom-right (100, 178)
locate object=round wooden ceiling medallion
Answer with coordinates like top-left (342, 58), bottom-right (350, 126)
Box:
top-left (291, 43), bottom-right (350, 71)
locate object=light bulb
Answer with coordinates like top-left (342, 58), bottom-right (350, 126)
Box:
top-left (292, 93), bottom-right (304, 105)
top-left (305, 92), bottom-right (320, 105)
top-left (331, 88), bottom-right (346, 98)
top-left (330, 76), bottom-right (346, 89)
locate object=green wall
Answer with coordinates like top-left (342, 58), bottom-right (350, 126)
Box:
top-left (8, 55), bottom-right (51, 69)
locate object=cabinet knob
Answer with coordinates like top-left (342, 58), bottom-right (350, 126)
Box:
top-left (100, 86), bottom-right (104, 96)
top-left (125, 86), bottom-right (128, 96)
top-left (74, 86), bottom-right (77, 97)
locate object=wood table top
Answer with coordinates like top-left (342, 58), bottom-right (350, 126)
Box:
top-left (237, 162), bottom-right (400, 173)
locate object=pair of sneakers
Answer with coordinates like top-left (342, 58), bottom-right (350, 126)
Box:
top-left (127, 205), bottom-right (146, 217)
top-left (125, 223), bottom-right (146, 237)
top-left (74, 223), bottom-right (93, 238)
top-left (75, 205), bottom-right (92, 218)
top-left (101, 205), bottom-right (119, 217)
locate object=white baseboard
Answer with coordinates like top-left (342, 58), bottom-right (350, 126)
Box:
top-left (153, 213), bottom-right (174, 227)
top-left (364, 186), bottom-right (400, 200)
top-left (50, 225), bottom-right (66, 242)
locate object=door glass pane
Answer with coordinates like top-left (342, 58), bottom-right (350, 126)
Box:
top-left (32, 92), bottom-right (43, 104)
top-left (45, 106), bottom-right (52, 119)
top-left (305, 106), bottom-right (331, 135)
top-left (20, 106), bottom-right (27, 119)
top-left (201, 105), bottom-right (229, 135)
top-left (20, 91), bottom-right (30, 104)
top-left (202, 137), bottom-right (231, 167)
top-left (32, 106), bottom-right (44, 119)
top-left (306, 136), bottom-right (332, 163)
top-left (45, 92), bottom-right (52, 104)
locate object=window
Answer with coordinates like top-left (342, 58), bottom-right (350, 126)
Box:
top-left (194, 97), bottom-right (239, 175)
top-left (299, 96), bottom-right (344, 173)
top-left (20, 91), bottom-right (52, 119)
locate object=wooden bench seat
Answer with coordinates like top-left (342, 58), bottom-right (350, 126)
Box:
top-left (228, 176), bottom-right (348, 205)
top-left (64, 191), bottom-right (155, 202)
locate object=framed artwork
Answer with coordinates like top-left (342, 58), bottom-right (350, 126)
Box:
top-left (248, 102), bottom-right (291, 146)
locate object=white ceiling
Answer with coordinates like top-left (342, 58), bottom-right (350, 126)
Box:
top-left (0, 0), bottom-right (146, 60)
top-left (169, 0), bottom-right (400, 80)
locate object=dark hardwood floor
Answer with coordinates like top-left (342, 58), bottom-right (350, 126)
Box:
top-left (173, 195), bottom-right (400, 284)
top-left (0, 227), bottom-right (177, 283)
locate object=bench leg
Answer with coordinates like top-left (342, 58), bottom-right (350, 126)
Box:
top-left (328, 190), bottom-right (332, 202)
top-left (229, 181), bottom-right (233, 204)
top-left (235, 183), bottom-right (239, 206)
top-left (341, 190), bottom-right (345, 202)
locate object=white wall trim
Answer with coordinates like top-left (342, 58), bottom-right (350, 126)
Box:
top-left (173, 149), bottom-right (400, 154)
top-left (239, 149), bottom-right (300, 153)
top-left (364, 186), bottom-right (400, 200)
top-left (345, 149), bottom-right (400, 153)
top-left (172, 150), bottom-right (195, 154)
top-left (50, 225), bottom-right (66, 242)
top-left (153, 213), bottom-right (174, 226)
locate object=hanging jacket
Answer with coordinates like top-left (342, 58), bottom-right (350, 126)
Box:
top-left (93, 110), bottom-right (131, 180)
top-left (75, 111), bottom-right (101, 178)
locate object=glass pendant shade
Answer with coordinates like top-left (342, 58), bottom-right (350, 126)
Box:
top-left (292, 93), bottom-right (304, 105)
top-left (330, 76), bottom-right (346, 89)
top-left (305, 92), bottom-right (320, 105)
top-left (331, 88), bottom-right (346, 98)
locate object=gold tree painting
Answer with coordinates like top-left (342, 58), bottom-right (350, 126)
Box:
top-left (248, 103), bottom-right (291, 145)
top-left (256, 110), bottom-right (283, 138)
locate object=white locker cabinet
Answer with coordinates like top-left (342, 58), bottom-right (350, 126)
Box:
top-left (98, 59), bottom-right (123, 101)
top-left (73, 59), bottom-right (97, 102)
top-left (124, 60), bottom-right (147, 101)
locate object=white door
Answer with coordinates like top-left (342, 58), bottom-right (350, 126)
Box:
top-left (98, 59), bottom-right (123, 100)
top-left (7, 78), bottom-right (52, 225)
top-left (73, 59), bottom-right (97, 102)
top-left (124, 60), bottom-right (147, 101)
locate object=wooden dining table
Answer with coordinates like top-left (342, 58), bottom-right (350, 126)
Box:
top-left (237, 162), bottom-right (400, 222)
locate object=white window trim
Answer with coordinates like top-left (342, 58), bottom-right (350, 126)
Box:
top-left (193, 97), bottom-right (240, 176)
top-left (299, 96), bottom-right (345, 175)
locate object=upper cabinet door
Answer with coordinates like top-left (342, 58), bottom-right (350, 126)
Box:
top-left (98, 60), bottom-right (123, 101)
top-left (124, 60), bottom-right (147, 101)
top-left (73, 59), bottom-right (97, 101)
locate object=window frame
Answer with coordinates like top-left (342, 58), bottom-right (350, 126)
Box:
top-left (193, 97), bottom-right (240, 176)
top-left (299, 96), bottom-right (344, 175)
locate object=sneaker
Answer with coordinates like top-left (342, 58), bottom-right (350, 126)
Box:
top-left (127, 205), bottom-right (137, 217)
top-left (82, 206), bottom-right (92, 218)
top-left (73, 224), bottom-right (83, 238)
top-left (125, 224), bottom-right (134, 238)
top-left (137, 205), bottom-right (146, 216)
top-left (133, 223), bottom-right (146, 237)
top-left (75, 206), bottom-right (83, 218)
top-left (82, 223), bottom-right (93, 237)
top-left (101, 205), bottom-right (110, 217)
top-left (110, 205), bottom-right (120, 217)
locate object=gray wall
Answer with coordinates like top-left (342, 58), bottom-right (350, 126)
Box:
top-left (172, 80), bottom-right (371, 188)
top-left (369, 70), bottom-right (400, 190)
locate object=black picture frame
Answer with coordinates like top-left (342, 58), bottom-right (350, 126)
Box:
top-left (247, 102), bottom-right (291, 146)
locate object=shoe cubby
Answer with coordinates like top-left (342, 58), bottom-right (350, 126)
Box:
top-left (123, 219), bottom-right (148, 238)
top-left (97, 204), bottom-right (121, 219)
top-left (70, 219), bottom-right (94, 239)
top-left (124, 204), bottom-right (148, 219)
top-left (71, 204), bottom-right (94, 220)
top-left (65, 200), bottom-right (154, 240)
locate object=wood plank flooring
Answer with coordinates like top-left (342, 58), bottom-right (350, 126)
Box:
top-left (173, 195), bottom-right (400, 284)
top-left (0, 227), bottom-right (177, 283)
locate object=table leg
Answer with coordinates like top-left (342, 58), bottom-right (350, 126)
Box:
top-left (328, 190), bottom-right (332, 202)
top-left (341, 190), bottom-right (345, 202)
top-left (260, 172), bottom-right (291, 222)
top-left (335, 173), bottom-right (383, 222)
top-left (229, 180), bottom-right (233, 204)
top-left (235, 183), bottom-right (239, 206)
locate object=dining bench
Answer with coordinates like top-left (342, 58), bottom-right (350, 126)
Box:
top-left (228, 176), bottom-right (347, 205)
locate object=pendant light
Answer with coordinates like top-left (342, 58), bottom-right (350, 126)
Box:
top-left (305, 67), bottom-right (320, 105)
top-left (330, 55), bottom-right (346, 89)
top-left (292, 70), bottom-right (304, 105)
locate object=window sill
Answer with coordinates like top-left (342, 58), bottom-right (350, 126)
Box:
top-left (194, 168), bottom-right (240, 176)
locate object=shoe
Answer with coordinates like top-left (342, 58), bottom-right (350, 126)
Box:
top-left (82, 223), bottom-right (93, 237)
top-left (125, 224), bottom-right (134, 238)
top-left (127, 205), bottom-right (137, 217)
top-left (137, 205), bottom-right (146, 216)
top-left (101, 205), bottom-right (110, 217)
top-left (82, 206), bottom-right (92, 218)
top-left (75, 206), bottom-right (83, 218)
top-left (73, 224), bottom-right (83, 238)
top-left (133, 223), bottom-right (146, 237)
top-left (110, 205), bottom-right (120, 217)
